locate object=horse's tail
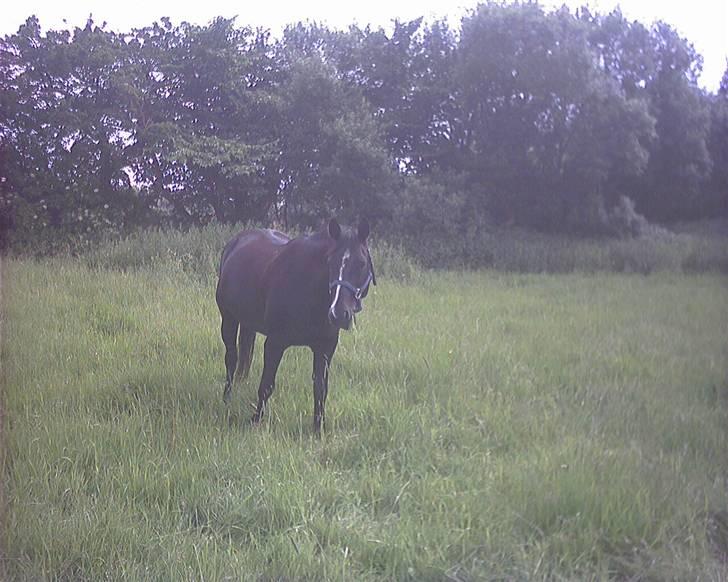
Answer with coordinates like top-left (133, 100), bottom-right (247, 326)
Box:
top-left (235, 327), bottom-right (256, 380)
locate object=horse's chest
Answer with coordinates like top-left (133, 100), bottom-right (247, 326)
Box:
top-left (264, 294), bottom-right (329, 340)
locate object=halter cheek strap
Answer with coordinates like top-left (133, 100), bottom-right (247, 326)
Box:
top-left (368, 251), bottom-right (377, 287)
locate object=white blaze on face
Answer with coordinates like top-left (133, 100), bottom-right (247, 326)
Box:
top-left (329, 250), bottom-right (350, 319)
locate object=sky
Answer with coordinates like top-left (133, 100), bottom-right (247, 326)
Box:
top-left (2, 0), bottom-right (726, 91)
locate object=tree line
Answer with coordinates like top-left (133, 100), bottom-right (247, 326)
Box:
top-left (1, 2), bottom-right (727, 250)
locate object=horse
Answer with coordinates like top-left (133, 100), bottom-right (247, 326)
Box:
top-left (215, 218), bottom-right (376, 434)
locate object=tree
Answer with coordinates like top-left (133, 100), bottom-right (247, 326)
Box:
top-left (705, 65), bottom-right (728, 217)
top-left (456, 3), bottom-right (654, 230)
top-left (0, 17), bottom-right (139, 248)
top-left (118, 18), bottom-right (280, 225)
top-left (1, 7), bottom-right (722, 250)
top-left (638, 23), bottom-right (712, 221)
top-left (583, 8), bottom-right (656, 100)
top-left (273, 52), bottom-right (394, 226)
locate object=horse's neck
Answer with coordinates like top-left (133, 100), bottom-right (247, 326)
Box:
top-left (276, 238), bottom-right (328, 288)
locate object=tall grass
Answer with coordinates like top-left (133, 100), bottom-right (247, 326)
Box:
top-left (81, 223), bottom-right (422, 283)
top-left (11, 219), bottom-right (728, 277)
top-left (2, 243), bottom-right (727, 579)
top-left (398, 225), bottom-right (728, 274)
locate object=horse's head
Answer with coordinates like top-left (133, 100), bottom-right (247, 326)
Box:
top-left (326, 217), bottom-right (376, 330)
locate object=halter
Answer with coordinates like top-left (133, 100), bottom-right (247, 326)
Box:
top-left (327, 249), bottom-right (377, 319)
top-left (329, 270), bottom-right (373, 301)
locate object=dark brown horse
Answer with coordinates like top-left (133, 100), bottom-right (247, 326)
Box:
top-left (215, 218), bottom-right (376, 433)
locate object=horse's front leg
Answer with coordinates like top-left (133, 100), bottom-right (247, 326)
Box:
top-left (312, 340), bottom-right (337, 435)
top-left (251, 338), bottom-right (285, 425)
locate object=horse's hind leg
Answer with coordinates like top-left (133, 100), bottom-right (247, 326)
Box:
top-left (221, 316), bottom-right (239, 404)
top-left (235, 327), bottom-right (256, 381)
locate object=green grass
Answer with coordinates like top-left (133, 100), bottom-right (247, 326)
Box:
top-left (2, 250), bottom-right (728, 579)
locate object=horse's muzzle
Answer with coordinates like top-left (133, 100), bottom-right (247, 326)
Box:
top-left (328, 308), bottom-right (353, 330)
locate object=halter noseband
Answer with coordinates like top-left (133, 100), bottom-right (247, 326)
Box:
top-left (329, 270), bottom-right (373, 301)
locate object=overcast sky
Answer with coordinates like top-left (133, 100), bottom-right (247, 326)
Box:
top-left (2, 0), bottom-right (726, 91)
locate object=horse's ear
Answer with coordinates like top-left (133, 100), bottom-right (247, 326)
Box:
top-left (357, 218), bottom-right (370, 243)
top-left (328, 218), bottom-right (341, 240)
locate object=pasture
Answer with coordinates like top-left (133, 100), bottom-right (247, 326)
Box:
top-left (2, 234), bottom-right (728, 580)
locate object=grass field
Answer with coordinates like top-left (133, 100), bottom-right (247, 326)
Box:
top-left (2, 238), bottom-right (728, 579)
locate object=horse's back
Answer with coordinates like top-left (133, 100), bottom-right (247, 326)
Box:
top-left (216, 229), bottom-right (291, 329)
top-left (220, 229), bottom-right (288, 270)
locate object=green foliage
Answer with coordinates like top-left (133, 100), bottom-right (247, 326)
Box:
top-left (706, 78), bottom-right (728, 215)
top-left (1, 5), bottom-right (726, 251)
top-left (275, 55), bottom-right (396, 226)
top-left (392, 171), bottom-right (475, 238)
top-left (638, 24), bottom-right (712, 221)
top-left (0, 18), bottom-right (144, 245)
top-left (455, 4), bottom-right (658, 230)
top-left (3, 254), bottom-right (727, 579)
top-left (123, 18), bottom-right (281, 224)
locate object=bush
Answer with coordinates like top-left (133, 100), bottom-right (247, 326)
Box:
top-left (606, 195), bottom-right (651, 237)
